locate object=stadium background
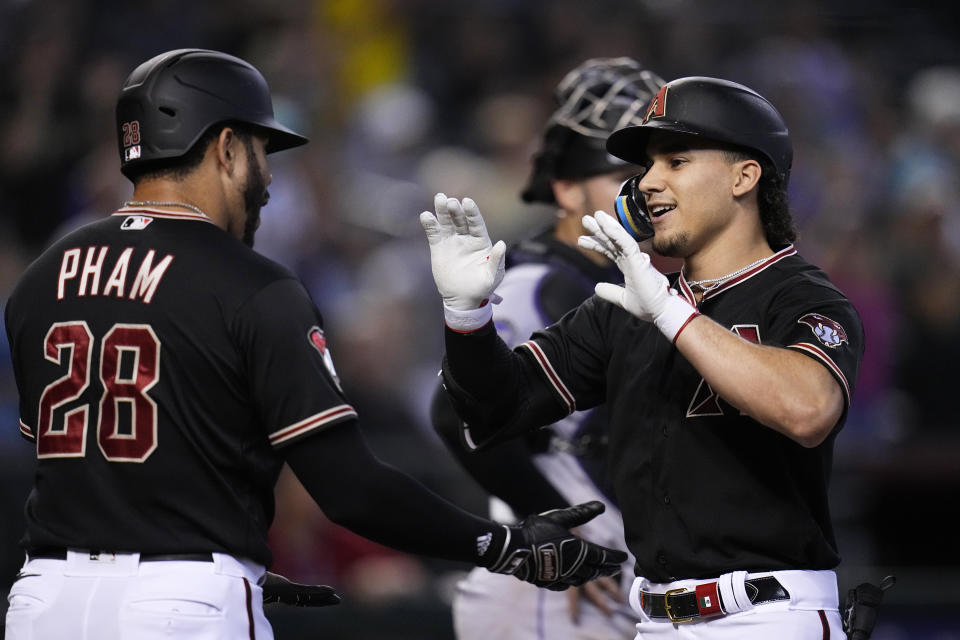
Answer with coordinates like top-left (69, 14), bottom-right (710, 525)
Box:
top-left (1, 0), bottom-right (958, 637)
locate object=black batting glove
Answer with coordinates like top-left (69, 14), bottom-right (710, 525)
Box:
top-left (260, 571), bottom-right (341, 607)
top-left (479, 501), bottom-right (627, 591)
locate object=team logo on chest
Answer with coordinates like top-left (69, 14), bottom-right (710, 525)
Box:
top-left (687, 324), bottom-right (760, 418)
top-left (308, 327), bottom-right (343, 392)
top-left (797, 313), bottom-right (847, 348)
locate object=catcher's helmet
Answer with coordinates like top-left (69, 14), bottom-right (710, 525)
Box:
top-left (521, 58), bottom-right (664, 204)
top-left (116, 48), bottom-right (308, 179)
top-left (606, 76), bottom-right (792, 182)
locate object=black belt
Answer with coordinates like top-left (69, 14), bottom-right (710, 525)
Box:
top-left (28, 547), bottom-right (214, 563)
top-left (641, 576), bottom-right (790, 623)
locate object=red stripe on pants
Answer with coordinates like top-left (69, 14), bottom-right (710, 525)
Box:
top-left (244, 577), bottom-right (255, 639)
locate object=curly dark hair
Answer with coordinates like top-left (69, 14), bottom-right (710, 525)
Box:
top-left (724, 148), bottom-right (796, 247)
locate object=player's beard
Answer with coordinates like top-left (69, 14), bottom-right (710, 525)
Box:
top-left (241, 142), bottom-right (269, 248)
top-left (653, 230), bottom-right (690, 258)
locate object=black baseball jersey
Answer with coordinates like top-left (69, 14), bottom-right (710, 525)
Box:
top-left (5, 207), bottom-right (356, 566)
top-left (499, 232), bottom-right (624, 507)
top-left (433, 229), bottom-right (624, 510)
top-left (444, 245), bottom-right (864, 582)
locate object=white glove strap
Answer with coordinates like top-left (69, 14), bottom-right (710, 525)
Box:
top-left (444, 302), bottom-right (494, 333)
top-left (652, 294), bottom-right (699, 343)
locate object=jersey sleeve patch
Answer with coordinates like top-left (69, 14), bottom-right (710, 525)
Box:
top-left (269, 404), bottom-right (357, 447)
top-left (20, 419), bottom-right (35, 441)
top-left (307, 326), bottom-right (343, 393)
top-left (519, 340), bottom-right (576, 414)
top-left (797, 313), bottom-right (848, 349)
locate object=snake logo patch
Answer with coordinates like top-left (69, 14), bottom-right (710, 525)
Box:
top-left (797, 313), bottom-right (848, 348)
top-left (308, 327), bottom-right (343, 392)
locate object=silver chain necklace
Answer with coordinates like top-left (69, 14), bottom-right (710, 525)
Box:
top-left (123, 200), bottom-right (208, 217)
top-left (684, 255), bottom-right (770, 292)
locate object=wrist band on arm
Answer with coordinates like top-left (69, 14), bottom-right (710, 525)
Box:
top-left (444, 303), bottom-right (494, 333)
top-left (654, 294), bottom-right (699, 343)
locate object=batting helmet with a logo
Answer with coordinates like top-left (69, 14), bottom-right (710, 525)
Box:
top-left (606, 76), bottom-right (792, 182)
top-left (116, 49), bottom-right (307, 178)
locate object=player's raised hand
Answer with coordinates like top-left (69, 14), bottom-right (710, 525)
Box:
top-left (578, 210), bottom-right (664, 321)
top-left (482, 501), bottom-right (628, 591)
top-left (420, 193), bottom-right (506, 311)
top-left (578, 211), bottom-right (697, 342)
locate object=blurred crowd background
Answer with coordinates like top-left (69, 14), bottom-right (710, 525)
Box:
top-left (1, 0), bottom-right (959, 638)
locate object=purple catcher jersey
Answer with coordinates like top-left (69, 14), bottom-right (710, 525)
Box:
top-left (5, 207), bottom-right (356, 566)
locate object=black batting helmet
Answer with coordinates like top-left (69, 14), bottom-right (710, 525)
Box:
top-left (605, 76), bottom-right (792, 183)
top-left (116, 48), bottom-right (308, 179)
top-left (521, 58), bottom-right (664, 204)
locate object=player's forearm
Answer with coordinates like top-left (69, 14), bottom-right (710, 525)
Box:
top-left (675, 315), bottom-right (844, 446)
top-left (285, 422), bottom-right (503, 564)
top-left (432, 384), bottom-right (569, 517)
top-left (321, 461), bottom-right (498, 560)
top-left (444, 321), bottom-right (519, 403)
top-left (443, 323), bottom-right (570, 447)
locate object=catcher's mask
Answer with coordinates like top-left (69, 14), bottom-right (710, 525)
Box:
top-left (116, 48), bottom-right (307, 180)
top-left (521, 58), bottom-right (664, 205)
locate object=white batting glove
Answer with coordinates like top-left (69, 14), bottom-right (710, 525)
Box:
top-left (420, 193), bottom-right (506, 331)
top-left (578, 211), bottom-right (699, 342)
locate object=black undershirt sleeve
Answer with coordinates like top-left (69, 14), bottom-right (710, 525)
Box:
top-left (282, 418), bottom-right (503, 565)
top-left (430, 382), bottom-right (569, 518)
top-left (442, 322), bottom-right (570, 447)
top-left (443, 322), bottom-right (519, 405)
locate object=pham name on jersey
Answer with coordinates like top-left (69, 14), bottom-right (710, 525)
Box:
top-left (57, 246), bottom-right (174, 304)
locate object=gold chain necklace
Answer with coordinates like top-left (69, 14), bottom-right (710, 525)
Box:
top-left (123, 200), bottom-right (208, 217)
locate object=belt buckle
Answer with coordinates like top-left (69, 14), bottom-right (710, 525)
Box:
top-left (664, 587), bottom-right (694, 623)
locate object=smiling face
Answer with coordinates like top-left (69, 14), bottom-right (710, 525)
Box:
top-left (637, 130), bottom-right (748, 259)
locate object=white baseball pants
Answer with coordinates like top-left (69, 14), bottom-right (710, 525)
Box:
top-left (5, 550), bottom-right (272, 640)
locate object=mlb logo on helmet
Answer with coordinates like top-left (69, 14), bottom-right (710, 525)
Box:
top-left (125, 145), bottom-right (141, 161)
top-left (797, 313), bottom-right (848, 348)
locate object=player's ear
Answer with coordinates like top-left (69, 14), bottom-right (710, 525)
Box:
top-left (214, 127), bottom-right (240, 175)
top-left (552, 179), bottom-right (585, 213)
top-left (731, 158), bottom-right (761, 197)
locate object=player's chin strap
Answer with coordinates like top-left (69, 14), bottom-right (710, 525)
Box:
top-left (259, 571), bottom-right (341, 607)
top-left (842, 574), bottom-right (895, 639)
